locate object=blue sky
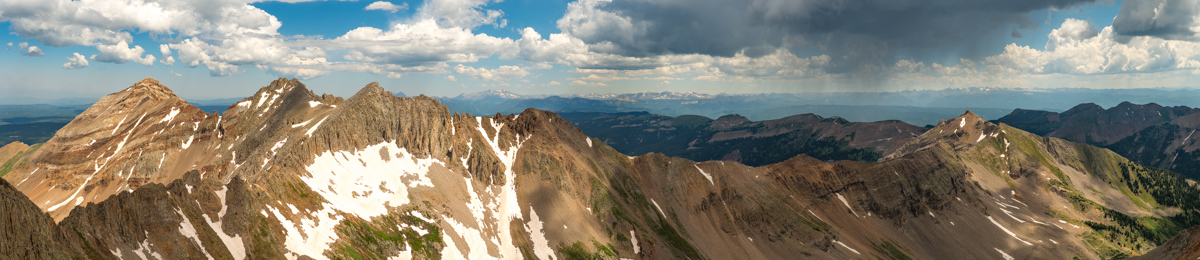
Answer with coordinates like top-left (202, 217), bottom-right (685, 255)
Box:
top-left (1, 0), bottom-right (1198, 102)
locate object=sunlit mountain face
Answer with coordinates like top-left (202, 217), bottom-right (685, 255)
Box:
top-left (7, 0), bottom-right (1200, 259)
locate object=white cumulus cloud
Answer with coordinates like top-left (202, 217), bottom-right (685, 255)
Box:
top-left (365, 1), bottom-right (408, 13)
top-left (22, 45), bottom-right (44, 56)
top-left (92, 41), bottom-right (155, 66)
top-left (333, 19), bottom-right (514, 65)
top-left (985, 18), bottom-right (1200, 74)
top-left (62, 52), bottom-right (89, 69)
top-left (415, 0), bottom-right (505, 28)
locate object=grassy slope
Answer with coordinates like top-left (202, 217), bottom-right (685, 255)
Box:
top-left (974, 124), bottom-right (1200, 258)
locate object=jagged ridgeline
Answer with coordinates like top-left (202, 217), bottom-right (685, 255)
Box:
top-left (6, 78), bottom-right (1200, 259)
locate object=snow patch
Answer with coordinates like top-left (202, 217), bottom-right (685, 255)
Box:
top-left (283, 142), bottom-right (439, 258)
top-left (132, 231), bottom-right (162, 259)
top-left (308, 101), bottom-right (323, 107)
top-left (833, 240), bottom-right (860, 255)
top-left (112, 115), bottom-right (129, 135)
top-left (262, 94), bottom-right (280, 113)
top-left (994, 248), bottom-right (1015, 260)
top-left (651, 199), bottom-right (666, 217)
top-left (306, 116), bottom-right (329, 137)
top-left (525, 207), bottom-right (557, 260)
top-left (182, 134), bottom-right (194, 149)
top-left (159, 107), bottom-right (181, 124)
top-left (988, 216), bottom-right (1033, 246)
top-left (201, 188), bottom-right (246, 260)
top-left (236, 100), bottom-right (251, 109)
top-left (291, 119), bottom-right (313, 128)
top-left (270, 138), bottom-right (288, 155)
top-left (836, 193), bottom-right (860, 217)
top-left (807, 209), bottom-right (823, 221)
top-left (630, 230), bottom-right (640, 254)
top-left (255, 92), bottom-right (270, 108)
top-left (48, 174), bottom-right (97, 211)
top-left (586, 137), bottom-right (592, 147)
top-left (1059, 220), bottom-right (1081, 229)
top-left (176, 208), bottom-right (215, 260)
top-left (303, 142), bottom-right (436, 219)
top-left (998, 208), bottom-right (1026, 223)
top-left (694, 165), bottom-right (714, 185)
top-left (959, 118), bottom-right (966, 128)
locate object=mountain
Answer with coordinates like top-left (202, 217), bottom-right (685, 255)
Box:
top-left (4, 78), bottom-right (1200, 259)
top-left (440, 94), bottom-right (1014, 126)
top-left (440, 87), bottom-right (1200, 127)
top-left (995, 102), bottom-right (1200, 179)
top-left (559, 111), bottom-right (926, 166)
top-left (454, 89), bottom-right (524, 100)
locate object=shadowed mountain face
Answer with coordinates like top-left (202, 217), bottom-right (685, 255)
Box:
top-left (5, 79), bottom-right (1200, 259)
top-left (559, 111), bottom-right (927, 166)
top-left (996, 102), bottom-right (1200, 179)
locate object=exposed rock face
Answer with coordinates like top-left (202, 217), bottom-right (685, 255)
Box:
top-left (0, 178), bottom-right (72, 259)
top-left (3, 78), bottom-right (1200, 259)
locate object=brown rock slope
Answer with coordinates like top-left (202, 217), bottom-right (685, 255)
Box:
top-left (2, 78), bottom-right (1199, 259)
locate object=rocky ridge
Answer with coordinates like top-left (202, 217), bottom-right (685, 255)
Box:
top-left (2, 78), bottom-right (1200, 259)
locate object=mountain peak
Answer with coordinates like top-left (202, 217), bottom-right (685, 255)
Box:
top-left (885, 110), bottom-right (996, 159)
top-left (120, 77), bottom-right (178, 101)
top-left (959, 110), bottom-right (982, 121)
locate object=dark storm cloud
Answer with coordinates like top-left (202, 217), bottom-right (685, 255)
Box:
top-left (1112, 0), bottom-right (1200, 41)
top-left (563, 0), bottom-right (1096, 71)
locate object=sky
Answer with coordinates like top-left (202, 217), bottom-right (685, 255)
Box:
top-left (1, 0), bottom-right (1200, 101)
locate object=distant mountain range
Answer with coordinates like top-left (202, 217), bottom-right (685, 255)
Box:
top-left (559, 112), bottom-right (926, 166)
top-left (439, 87), bottom-right (1200, 126)
top-left (4, 78), bottom-right (1200, 258)
top-left (996, 102), bottom-right (1200, 180)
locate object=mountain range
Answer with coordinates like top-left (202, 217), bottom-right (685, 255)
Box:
top-left (3, 78), bottom-right (1200, 259)
top-left (559, 112), bottom-right (925, 166)
top-left (996, 102), bottom-right (1200, 180)
top-left (438, 87), bottom-right (1200, 126)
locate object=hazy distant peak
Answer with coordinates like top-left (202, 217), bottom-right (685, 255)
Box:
top-left (456, 89), bottom-right (524, 100)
